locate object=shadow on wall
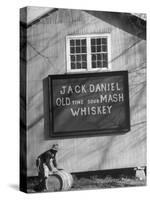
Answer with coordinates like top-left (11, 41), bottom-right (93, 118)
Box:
top-left (85, 11), bottom-right (146, 40)
top-left (43, 77), bottom-right (51, 140)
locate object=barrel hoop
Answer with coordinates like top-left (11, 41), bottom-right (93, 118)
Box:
top-left (57, 170), bottom-right (73, 190)
top-left (60, 171), bottom-right (73, 189)
top-left (52, 174), bottom-right (63, 190)
top-left (57, 171), bottom-right (68, 190)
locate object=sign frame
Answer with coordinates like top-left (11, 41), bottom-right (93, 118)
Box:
top-left (47, 71), bottom-right (130, 138)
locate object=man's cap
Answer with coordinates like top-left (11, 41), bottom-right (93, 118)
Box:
top-left (51, 144), bottom-right (59, 151)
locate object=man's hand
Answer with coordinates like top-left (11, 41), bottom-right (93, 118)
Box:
top-left (52, 168), bottom-right (58, 173)
top-left (48, 171), bottom-right (53, 175)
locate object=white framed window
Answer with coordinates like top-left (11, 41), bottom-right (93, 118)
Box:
top-left (66, 34), bottom-right (111, 73)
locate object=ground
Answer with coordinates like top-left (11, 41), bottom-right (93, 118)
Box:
top-left (71, 175), bottom-right (146, 190)
top-left (27, 169), bottom-right (146, 193)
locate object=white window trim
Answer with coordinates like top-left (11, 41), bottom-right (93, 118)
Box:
top-left (66, 34), bottom-right (111, 73)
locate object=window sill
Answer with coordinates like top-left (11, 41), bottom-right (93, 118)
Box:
top-left (67, 68), bottom-right (111, 74)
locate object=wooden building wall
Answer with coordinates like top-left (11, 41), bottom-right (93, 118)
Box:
top-left (22, 9), bottom-right (146, 176)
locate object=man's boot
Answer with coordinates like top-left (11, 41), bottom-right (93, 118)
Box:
top-left (42, 177), bottom-right (48, 191)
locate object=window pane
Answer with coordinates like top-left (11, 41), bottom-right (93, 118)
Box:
top-left (102, 45), bottom-right (107, 52)
top-left (91, 46), bottom-right (96, 52)
top-left (81, 39), bottom-right (86, 46)
top-left (82, 62), bottom-right (87, 69)
top-left (76, 47), bottom-right (80, 53)
top-left (103, 61), bottom-right (108, 68)
top-left (97, 38), bottom-right (101, 45)
top-left (82, 46), bottom-right (86, 53)
top-left (103, 53), bottom-right (108, 61)
top-left (70, 47), bottom-right (75, 53)
top-left (82, 55), bottom-right (87, 61)
top-left (97, 54), bottom-right (102, 60)
top-left (91, 39), bottom-right (95, 45)
top-left (77, 62), bottom-right (81, 69)
top-left (102, 38), bottom-right (107, 44)
top-left (76, 40), bottom-right (80, 46)
top-left (92, 54), bottom-right (96, 61)
top-left (97, 46), bottom-right (101, 52)
top-left (70, 40), bottom-right (75, 46)
top-left (92, 61), bottom-right (96, 68)
top-left (97, 61), bottom-right (102, 68)
top-left (71, 55), bottom-right (75, 61)
top-left (77, 55), bottom-right (81, 61)
top-left (71, 63), bottom-right (75, 69)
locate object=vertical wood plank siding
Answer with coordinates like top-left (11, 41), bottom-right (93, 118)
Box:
top-left (25, 9), bottom-right (146, 176)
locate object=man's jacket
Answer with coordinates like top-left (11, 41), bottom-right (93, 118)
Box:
top-left (36, 149), bottom-right (57, 171)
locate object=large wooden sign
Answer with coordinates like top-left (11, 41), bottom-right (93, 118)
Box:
top-left (48, 71), bottom-right (130, 137)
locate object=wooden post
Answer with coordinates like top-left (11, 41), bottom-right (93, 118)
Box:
top-left (134, 167), bottom-right (146, 180)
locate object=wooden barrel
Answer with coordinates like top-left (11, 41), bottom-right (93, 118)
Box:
top-left (46, 170), bottom-right (73, 192)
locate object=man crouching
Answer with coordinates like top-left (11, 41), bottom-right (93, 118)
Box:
top-left (35, 144), bottom-right (59, 191)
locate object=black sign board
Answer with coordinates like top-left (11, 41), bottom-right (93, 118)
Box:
top-left (48, 71), bottom-right (130, 137)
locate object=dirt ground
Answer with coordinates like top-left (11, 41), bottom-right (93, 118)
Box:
top-left (71, 175), bottom-right (146, 191)
top-left (27, 173), bottom-right (146, 193)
